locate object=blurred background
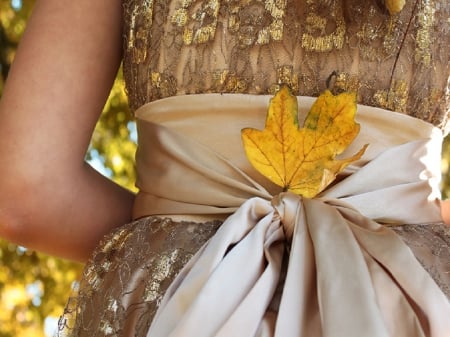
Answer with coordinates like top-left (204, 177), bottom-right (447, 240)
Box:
top-left (0, 1), bottom-right (449, 336)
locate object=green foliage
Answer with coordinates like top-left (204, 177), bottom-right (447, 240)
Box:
top-left (0, 242), bottom-right (82, 337)
top-left (87, 69), bottom-right (137, 192)
top-left (0, 0), bottom-right (33, 75)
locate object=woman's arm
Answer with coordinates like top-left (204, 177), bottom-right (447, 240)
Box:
top-left (441, 200), bottom-right (450, 225)
top-left (0, 0), bottom-right (134, 262)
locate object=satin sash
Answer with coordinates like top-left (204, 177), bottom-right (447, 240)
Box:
top-left (133, 94), bottom-right (449, 337)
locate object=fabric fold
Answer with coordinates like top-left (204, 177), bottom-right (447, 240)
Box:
top-left (132, 94), bottom-right (449, 337)
top-left (146, 194), bottom-right (450, 337)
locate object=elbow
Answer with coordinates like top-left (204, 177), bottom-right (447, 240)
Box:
top-left (0, 219), bottom-right (25, 247)
top-left (0, 172), bottom-right (43, 247)
top-left (0, 197), bottom-right (30, 247)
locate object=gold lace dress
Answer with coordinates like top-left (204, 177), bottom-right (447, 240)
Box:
top-left (58, 0), bottom-right (450, 336)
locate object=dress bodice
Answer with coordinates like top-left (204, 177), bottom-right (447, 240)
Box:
top-left (122, 0), bottom-right (449, 131)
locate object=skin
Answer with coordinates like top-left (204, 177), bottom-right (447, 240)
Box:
top-left (0, 0), bottom-right (448, 263)
top-left (441, 200), bottom-right (450, 225)
top-left (0, 0), bottom-right (134, 262)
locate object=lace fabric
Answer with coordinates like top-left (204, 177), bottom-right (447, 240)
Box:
top-left (57, 217), bottom-right (448, 337)
top-left (389, 223), bottom-right (450, 297)
top-left (122, 0), bottom-right (449, 131)
top-left (57, 217), bottom-right (221, 337)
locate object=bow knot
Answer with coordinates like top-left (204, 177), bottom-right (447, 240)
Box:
top-left (271, 192), bottom-right (303, 242)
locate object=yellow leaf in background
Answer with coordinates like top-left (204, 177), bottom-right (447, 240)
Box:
top-left (241, 86), bottom-right (368, 198)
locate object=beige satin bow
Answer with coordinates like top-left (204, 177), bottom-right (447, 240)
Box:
top-left (132, 94), bottom-right (449, 337)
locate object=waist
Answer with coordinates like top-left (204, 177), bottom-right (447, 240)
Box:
top-left (132, 93), bottom-right (443, 224)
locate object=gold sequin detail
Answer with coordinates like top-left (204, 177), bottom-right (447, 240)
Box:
top-left (373, 79), bottom-right (409, 113)
top-left (356, 6), bottom-right (404, 62)
top-left (143, 249), bottom-right (192, 302)
top-left (301, 0), bottom-right (345, 52)
top-left (149, 72), bottom-right (178, 99)
top-left (57, 217), bottom-right (221, 337)
top-left (327, 72), bottom-right (360, 95)
top-left (269, 65), bottom-right (299, 94)
top-left (415, 0), bottom-right (435, 67)
top-left (121, 0), bottom-right (449, 131)
top-left (227, 0), bottom-right (286, 47)
top-left (211, 70), bottom-right (249, 92)
top-left (125, 0), bottom-right (155, 64)
top-left (172, 0), bottom-right (220, 45)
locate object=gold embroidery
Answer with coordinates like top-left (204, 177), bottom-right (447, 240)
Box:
top-left (150, 72), bottom-right (178, 98)
top-left (143, 249), bottom-right (193, 302)
top-left (415, 0), bottom-right (435, 67)
top-left (414, 87), bottom-right (442, 123)
top-left (301, 0), bottom-right (345, 52)
top-left (228, 0), bottom-right (286, 47)
top-left (356, 5), bottom-right (403, 62)
top-left (125, 0), bottom-right (154, 64)
top-left (270, 65), bottom-right (299, 94)
top-left (374, 79), bottom-right (409, 113)
top-left (327, 72), bottom-right (360, 95)
top-left (211, 70), bottom-right (249, 92)
top-left (171, 0), bottom-right (220, 45)
top-left (58, 217), bottom-right (221, 337)
top-left (121, 0), bottom-right (449, 130)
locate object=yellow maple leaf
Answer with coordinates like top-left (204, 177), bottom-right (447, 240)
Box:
top-left (241, 85), bottom-right (368, 198)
